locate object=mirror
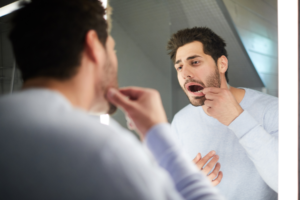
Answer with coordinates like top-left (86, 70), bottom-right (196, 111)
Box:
top-left (0, 0), bottom-right (282, 199)
top-left (109, 0), bottom-right (278, 127)
top-left (109, 0), bottom-right (279, 199)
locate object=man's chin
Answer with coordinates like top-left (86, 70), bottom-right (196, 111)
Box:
top-left (189, 96), bottom-right (206, 107)
top-left (89, 101), bottom-right (117, 115)
top-left (107, 103), bottom-right (117, 115)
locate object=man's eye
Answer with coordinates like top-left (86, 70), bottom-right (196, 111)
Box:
top-left (177, 66), bottom-right (182, 71)
top-left (192, 61), bottom-right (200, 64)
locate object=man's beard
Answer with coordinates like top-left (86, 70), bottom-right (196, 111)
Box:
top-left (102, 64), bottom-right (118, 115)
top-left (91, 58), bottom-right (118, 115)
top-left (107, 95), bottom-right (117, 114)
top-left (182, 67), bottom-right (221, 106)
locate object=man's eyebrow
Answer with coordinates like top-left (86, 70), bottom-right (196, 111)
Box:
top-left (175, 55), bottom-right (201, 65)
top-left (187, 55), bottom-right (201, 60)
top-left (175, 59), bottom-right (182, 65)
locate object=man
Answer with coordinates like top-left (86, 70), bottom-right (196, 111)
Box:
top-left (168, 27), bottom-right (278, 200)
top-left (0, 1), bottom-right (226, 200)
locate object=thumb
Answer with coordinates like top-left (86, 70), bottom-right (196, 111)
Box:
top-left (192, 153), bottom-right (202, 163)
top-left (107, 88), bottom-right (132, 110)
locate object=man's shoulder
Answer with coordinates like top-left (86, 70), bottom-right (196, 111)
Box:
top-left (242, 88), bottom-right (278, 128)
top-left (243, 88), bottom-right (278, 109)
top-left (0, 91), bottom-right (145, 172)
top-left (0, 90), bottom-right (137, 149)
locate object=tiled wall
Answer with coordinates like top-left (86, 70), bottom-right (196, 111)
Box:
top-left (223, 0), bottom-right (278, 96)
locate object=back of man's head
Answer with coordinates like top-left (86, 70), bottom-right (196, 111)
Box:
top-left (9, 0), bottom-right (108, 82)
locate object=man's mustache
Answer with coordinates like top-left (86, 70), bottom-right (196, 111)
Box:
top-left (184, 79), bottom-right (206, 89)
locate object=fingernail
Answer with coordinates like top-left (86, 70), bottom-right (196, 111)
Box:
top-left (108, 88), bottom-right (116, 98)
top-left (211, 150), bottom-right (216, 155)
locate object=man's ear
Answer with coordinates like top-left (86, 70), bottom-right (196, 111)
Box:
top-left (85, 30), bottom-right (106, 66)
top-left (217, 55), bottom-right (228, 74)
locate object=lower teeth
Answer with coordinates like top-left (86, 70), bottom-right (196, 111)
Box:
top-left (195, 90), bottom-right (203, 93)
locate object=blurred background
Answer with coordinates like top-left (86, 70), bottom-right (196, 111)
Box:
top-left (0, 0), bottom-right (278, 129)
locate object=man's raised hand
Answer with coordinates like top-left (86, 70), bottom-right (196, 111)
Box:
top-left (193, 151), bottom-right (223, 186)
top-left (202, 86), bottom-right (243, 126)
top-left (107, 87), bottom-right (167, 139)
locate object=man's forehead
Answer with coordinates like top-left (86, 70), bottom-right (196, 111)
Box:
top-left (175, 41), bottom-right (204, 63)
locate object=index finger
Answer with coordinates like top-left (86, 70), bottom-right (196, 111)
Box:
top-left (107, 88), bottom-right (133, 110)
top-left (196, 150), bottom-right (216, 169)
top-left (203, 87), bottom-right (222, 94)
top-left (193, 153), bottom-right (202, 163)
top-left (119, 87), bottom-right (148, 100)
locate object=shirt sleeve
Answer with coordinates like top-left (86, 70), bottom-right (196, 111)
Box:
top-left (228, 108), bottom-right (278, 192)
top-left (146, 123), bottom-right (224, 200)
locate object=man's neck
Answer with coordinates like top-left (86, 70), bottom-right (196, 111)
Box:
top-left (202, 86), bottom-right (245, 116)
top-left (22, 77), bottom-right (93, 111)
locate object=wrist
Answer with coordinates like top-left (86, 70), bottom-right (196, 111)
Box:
top-left (142, 119), bottom-right (168, 137)
top-left (227, 108), bottom-right (244, 126)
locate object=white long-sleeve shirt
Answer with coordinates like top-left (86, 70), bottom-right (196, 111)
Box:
top-left (0, 89), bottom-right (224, 200)
top-left (172, 88), bottom-right (278, 200)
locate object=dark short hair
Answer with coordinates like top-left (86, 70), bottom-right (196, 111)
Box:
top-left (167, 27), bottom-right (229, 82)
top-left (9, 0), bottom-right (108, 81)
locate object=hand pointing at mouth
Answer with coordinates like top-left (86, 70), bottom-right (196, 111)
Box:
top-left (202, 76), bottom-right (244, 126)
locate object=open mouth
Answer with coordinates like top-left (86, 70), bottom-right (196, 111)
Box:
top-left (185, 82), bottom-right (204, 94)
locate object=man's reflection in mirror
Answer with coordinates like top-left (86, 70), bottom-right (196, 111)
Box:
top-left (167, 27), bottom-right (278, 200)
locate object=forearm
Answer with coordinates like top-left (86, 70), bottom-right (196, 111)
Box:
top-left (146, 123), bottom-right (224, 200)
top-left (228, 110), bottom-right (278, 192)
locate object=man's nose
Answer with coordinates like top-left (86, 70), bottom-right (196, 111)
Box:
top-left (181, 65), bottom-right (194, 79)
